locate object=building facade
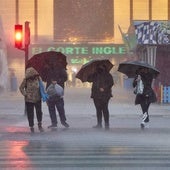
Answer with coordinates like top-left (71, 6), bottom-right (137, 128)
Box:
top-left (0, 0), bottom-right (169, 89)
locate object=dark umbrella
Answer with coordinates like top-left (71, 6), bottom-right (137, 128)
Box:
top-left (76, 59), bottom-right (113, 82)
top-left (118, 60), bottom-right (160, 78)
top-left (26, 51), bottom-right (67, 81)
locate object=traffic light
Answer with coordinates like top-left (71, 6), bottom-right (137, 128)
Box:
top-left (14, 24), bottom-right (23, 49)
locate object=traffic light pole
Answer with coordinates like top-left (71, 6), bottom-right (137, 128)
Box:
top-left (14, 44), bottom-right (29, 115)
top-left (24, 45), bottom-right (29, 115)
top-left (14, 21), bottom-right (30, 115)
top-left (24, 21), bottom-right (30, 115)
top-left (24, 44), bottom-right (29, 70)
top-left (24, 21), bottom-right (30, 69)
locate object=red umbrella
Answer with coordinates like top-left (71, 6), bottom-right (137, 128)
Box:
top-left (26, 51), bottom-right (67, 81)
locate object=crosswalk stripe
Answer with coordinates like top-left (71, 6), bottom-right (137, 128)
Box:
top-left (0, 142), bottom-right (170, 169)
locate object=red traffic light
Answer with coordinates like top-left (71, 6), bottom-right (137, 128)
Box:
top-left (14, 24), bottom-right (23, 49)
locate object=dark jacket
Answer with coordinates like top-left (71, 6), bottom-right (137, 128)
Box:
top-left (133, 72), bottom-right (157, 105)
top-left (46, 67), bottom-right (68, 89)
top-left (87, 71), bottom-right (114, 100)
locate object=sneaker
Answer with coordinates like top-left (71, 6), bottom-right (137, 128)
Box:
top-left (140, 122), bottom-right (145, 129)
top-left (48, 124), bottom-right (57, 129)
top-left (142, 113), bottom-right (149, 123)
top-left (145, 115), bottom-right (149, 123)
top-left (105, 126), bottom-right (110, 130)
top-left (61, 122), bottom-right (69, 128)
top-left (144, 121), bottom-right (149, 127)
top-left (38, 123), bottom-right (44, 132)
top-left (141, 121), bottom-right (149, 129)
top-left (93, 124), bottom-right (102, 128)
top-left (105, 125), bottom-right (110, 130)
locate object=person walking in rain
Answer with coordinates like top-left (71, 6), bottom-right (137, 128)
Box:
top-left (133, 68), bottom-right (157, 129)
top-left (87, 65), bottom-right (114, 130)
top-left (45, 62), bottom-right (69, 128)
top-left (19, 67), bottom-right (44, 133)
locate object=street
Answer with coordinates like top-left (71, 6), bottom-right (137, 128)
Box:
top-left (0, 87), bottom-right (170, 170)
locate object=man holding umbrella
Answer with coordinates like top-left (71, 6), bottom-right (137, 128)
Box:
top-left (45, 62), bottom-right (69, 129)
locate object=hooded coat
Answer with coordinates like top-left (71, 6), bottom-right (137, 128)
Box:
top-left (19, 67), bottom-right (41, 103)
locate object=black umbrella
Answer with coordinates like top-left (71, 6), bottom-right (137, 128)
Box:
top-left (26, 51), bottom-right (67, 81)
top-left (118, 60), bottom-right (160, 78)
top-left (76, 59), bottom-right (113, 82)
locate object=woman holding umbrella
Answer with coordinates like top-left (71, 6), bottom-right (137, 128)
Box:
top-left (118, 60), bottom-right (160, 129)
top-left (87, 65), bottom-right (114, 130)
top-left (133, 67), bottom-right (157, 129)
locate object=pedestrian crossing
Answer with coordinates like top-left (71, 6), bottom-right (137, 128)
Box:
top-left (0, 141), bottom-right (170, 170)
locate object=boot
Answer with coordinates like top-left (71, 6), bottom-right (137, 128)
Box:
top-left (105, 123), bottom-right (110, 130)
top-left (93, 124), bottom-right (102, 128)
top-left (38, 122), bottom-right (44, 132)
top-left (30, 127), bottom-right (34, 133)
top-left (61, 121), bottom-right (69, 128)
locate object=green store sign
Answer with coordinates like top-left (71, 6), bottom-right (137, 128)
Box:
top-left (30, 44), bottom-right (126, 64)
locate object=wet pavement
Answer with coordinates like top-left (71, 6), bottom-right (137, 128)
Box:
top-left (0, 87), bottom-right (170, 170)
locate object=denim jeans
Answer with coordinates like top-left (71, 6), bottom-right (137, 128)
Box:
top-left (47, 97), bottom-right (66, 125)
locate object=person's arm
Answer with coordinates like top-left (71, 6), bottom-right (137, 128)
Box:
top-left (133, 75), bottom-right (138, 87)
top-left (19, 79), bottom-right (27, 96)
top-left (101, 74), bottom-right (114, 92)
top-left (108, 74), bottom-right (114, 88)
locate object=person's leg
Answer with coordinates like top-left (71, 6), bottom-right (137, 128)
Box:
top-left (145, 102), bottom-right (150, 122)
top-left (102, 99), bottom-right (110, 129)
top-left (140, 99), bottom-right (149, 113)
top-left (93, 98), bottom-right (102, 128)
top-left (141, 99), bottom-right (150, 118)
top-left (35, 100), bottom-right (44, 132)
top-left (26, 102), bottom-right (34, 132)
top-left (140, 98), bottom-right (150, 128)
top-left (56, 98), bottom-right (69, 127)
top-left (47, 100), bottom-right (57, 127)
